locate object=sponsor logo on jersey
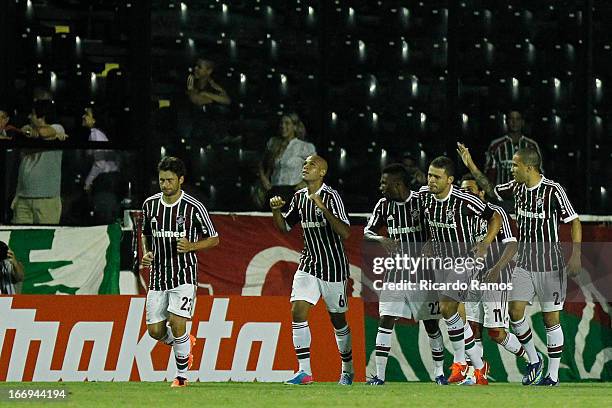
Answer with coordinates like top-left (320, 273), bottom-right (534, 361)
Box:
top-left (517, 207), bottom-right (546, 219)
top-left (388, 225), bottom-right (422, 234)
top-left (152, 230), bottom-right (188, 238)
top-left (301, 220), bottom-right (327, 228)
top-left (428, 220), bottom-right (457, 229)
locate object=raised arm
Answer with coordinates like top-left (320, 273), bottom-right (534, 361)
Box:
top-left (270, 196), bottom-right (290, 233)
top-left (457, 142), bottom-right (498, 202)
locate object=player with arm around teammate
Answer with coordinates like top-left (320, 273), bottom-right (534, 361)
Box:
top-left (419, 156), bottom-right (503, 385)
top-left (363, 164), bottom-right (448, 385)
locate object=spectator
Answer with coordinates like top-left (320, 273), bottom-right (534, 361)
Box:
top-left (0, 241), bottom-right (24, 295)
top-left (82, 106), bottom-right (122, 224)
top-left (185, 58), bottom-right (232, 145)
top-left (401, 151), bottom-right (427, 188)
top-left (484, 109), bottom-right (542, 185)
top-left (12, 100), bottom-right (67, 224)
top-left (0, 108), bottom-right (24, 140)
top-left (257, 113), bottom-right (316, 205)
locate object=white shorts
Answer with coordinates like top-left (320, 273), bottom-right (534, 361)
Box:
top-left (379, 291), bottom-right (442, 321)
top-left (434, 268), bottom-right (470, 302)
top-left (146, 283), bottom-right (197, 324)
top-left (379, 289), bottom-right (411, 319)
top-left (409, 300), bottom-right (443, 321)
top-left (508, 267), bottom-right (566, 312)
top-left (465, 289), bottom-right (509, 328)
top-left (290, 270), bottom-right (348, 313)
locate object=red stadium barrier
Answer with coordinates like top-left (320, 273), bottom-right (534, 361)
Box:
top-left (138, 214), bottom-right (612, 297)
top-left (0, 295), bottom-right (365, 382)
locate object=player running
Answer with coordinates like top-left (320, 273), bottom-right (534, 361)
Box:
top-left (141, 156), bottom-right (219, 387)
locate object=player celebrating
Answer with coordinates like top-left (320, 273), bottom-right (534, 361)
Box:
top-left (363, 164), bottom-right (447, 385)
top-left (270, 155), bottom-right (354, 386)
top-left (419, 156), bottom-right (502, 385)
top-left (498, 148), bottom-right (581, 386)
top-left (458, 144), bottom-right (582, 386)
top-left (457, 174), bottom-right (530, 382)
top-left (141, 156), bottom-right (219, 387)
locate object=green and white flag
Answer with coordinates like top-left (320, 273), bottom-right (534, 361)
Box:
top-left (0, 224), bottom-right (120, 294)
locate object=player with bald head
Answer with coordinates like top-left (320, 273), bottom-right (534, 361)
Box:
top-left (270, 154), bottom-right (354, 386)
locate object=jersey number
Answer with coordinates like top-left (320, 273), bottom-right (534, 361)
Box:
top-left (553, 291), bottom-right (560, 305)
top-left (181, 296), bottom-right (193, 312)
top-left (338, 294), bottom-right (346, 308)
top-left (493, 308), bottom-right (502, 322)
top-left (428, 301), bottom-right (440, 315)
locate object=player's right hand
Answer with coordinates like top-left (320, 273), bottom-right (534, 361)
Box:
top-left (456, 142), bottom-right (475, 169)
top-left (141, 251), bottom-right (154, 268)
top-left (269, 196), bottom-right (286, 210)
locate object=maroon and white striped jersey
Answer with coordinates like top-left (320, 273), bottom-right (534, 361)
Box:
top-left (419, 185), bottom-right (495, 258)
top-left (142, 191), bottom-right (217, 291)
top-left (364, 192), bottom-right (427, 257)
top-left (364, 192), bottom-right (429, 284)
top-left (494, 176), bottom-right (578, 271)
top-left (485, 135), bottom-right (542, 185)
top-left (284, 183), bottom-right (350, 282)
top-left (473, 202), bottom-right (517, 282)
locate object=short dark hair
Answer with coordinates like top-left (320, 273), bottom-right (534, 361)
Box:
top-left (430, 156), bottom-right (455, 177)
top-left (460, 173), bottom-right (476, 184)
top-left (382, 163), bottom-right (411, 187)
top-left (158, 156), bottom-right (186, 178)
top-left (516, 147), bottom-right (541, 169)
top-left (32, 99), bottom-right (56, 123)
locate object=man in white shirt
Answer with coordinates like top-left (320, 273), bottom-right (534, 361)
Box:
top-left (13, 100), bottom-right (67, 224)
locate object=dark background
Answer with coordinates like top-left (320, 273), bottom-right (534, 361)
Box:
top-left (0, 0), bottom-right (610, 223)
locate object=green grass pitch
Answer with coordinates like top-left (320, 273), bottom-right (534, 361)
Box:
top-left (1, 382), bottom-right (611, 407)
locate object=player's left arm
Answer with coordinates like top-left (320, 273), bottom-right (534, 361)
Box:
top-left (567, 217), bottom-right (582, 277)
top-left (177, 235), bottom-right (219, 253)
top-left (310, 192), bottom-right (351, 240)
top-left (178, 205), bottom-right (220, 253)
top-left (553, 184), bottom-right (582, 276)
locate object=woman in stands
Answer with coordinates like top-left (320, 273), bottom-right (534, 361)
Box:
top-left (256, 113), bottom-right (316, 206)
